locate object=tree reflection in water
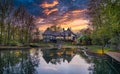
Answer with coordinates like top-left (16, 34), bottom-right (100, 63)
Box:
top-left (78, 51), bottom-right (120, 74)
top-left (0, 49), bottom-right (39, 74)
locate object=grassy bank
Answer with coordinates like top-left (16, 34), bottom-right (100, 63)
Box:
top-left (0, 46), bottom-right (30, 50)
top-left (30, 41), bottom-right (75, 47)
top-left (0, 41), bottom-right (76, 48)
top-left (86, 45), bottom-right (120, 54)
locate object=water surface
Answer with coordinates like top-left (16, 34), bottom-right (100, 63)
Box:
top-left (0, 48), bottom-right (119, 74)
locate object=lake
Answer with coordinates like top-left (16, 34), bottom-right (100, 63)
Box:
top-left (0, 48), bottom-right (120, 74)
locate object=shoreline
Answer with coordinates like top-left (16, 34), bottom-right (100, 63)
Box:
top-left (0, 46), bottom-right (31, 50)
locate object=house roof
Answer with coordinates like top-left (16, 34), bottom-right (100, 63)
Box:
top-left (43, 28), bottom-right (52, 35)
top-left (43, 28), bottom-right (76, 37)
top-left (61, 28), bottom-right (76, 36)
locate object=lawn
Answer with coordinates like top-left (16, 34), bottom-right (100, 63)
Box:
top-left (86, 45), bottom-right (120, 54)
top-left (30, 41), bottom-right (76, 47)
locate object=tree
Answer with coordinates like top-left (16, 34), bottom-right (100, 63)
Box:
top-left (0, 0), bottom-right (14, 45)
top-left (0, 0), bottom-right (36, 46)
top-left (88, 0), bottom-right (120, 51)
top-left (14, 5), bottom-right (36, 45)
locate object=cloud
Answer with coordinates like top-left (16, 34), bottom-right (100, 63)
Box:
top-left (36, 9), bottom-right (89, 32)
top-left (40, 0), bottom-right (59, 8)
top-left (35, 18), bottom-right (45, 24)
top-left (34, 0), bottom-right (89, 32)
top-left (38, 24), bottom-right (54, 32)
top-left (60, 19), bottom-right (89, 31)
top-left (43, 8), bottom-right (58, 15)
top-left (14, 0), bottom-right (90, 32)
top-left (57, 9), bottom-right (88, 23)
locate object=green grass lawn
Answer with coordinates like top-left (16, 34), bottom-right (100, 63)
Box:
top-left (86, 45), bottom-right (120, 54)
top-left (30, 41), bottom-right (75, 47)
top-left (30, 42), bottom-right (52, 47)
top-left (0, 41), bottom-right (76, 48)
top-left (63, 42), bottom-right (75, 46)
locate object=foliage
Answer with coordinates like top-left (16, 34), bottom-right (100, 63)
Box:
top-left (88, 0), bottom-right (120, 50)
top-left (77, 35), bottom-right (92, 45)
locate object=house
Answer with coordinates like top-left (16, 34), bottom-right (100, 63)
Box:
top-left (43, 28), bottom-right (76, 42)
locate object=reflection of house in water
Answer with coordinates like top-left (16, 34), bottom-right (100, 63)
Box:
top-left (43, 28), bottom-right (76, 42)
top-left (41, 49), bottom-right (76, 64)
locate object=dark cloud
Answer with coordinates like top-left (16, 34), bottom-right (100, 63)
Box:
top-left (14, 0), bottom-right (44, 16)
top-left (14, 0), bottom-right (88, 16)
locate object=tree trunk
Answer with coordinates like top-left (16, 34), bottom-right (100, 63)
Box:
top-left (7, 23), bottom-right (11, 45)
top-left (102, 44), bottom-right (105, 54)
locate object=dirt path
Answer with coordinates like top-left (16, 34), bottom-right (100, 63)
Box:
top-left (106, 52), bottom-right (120, 62)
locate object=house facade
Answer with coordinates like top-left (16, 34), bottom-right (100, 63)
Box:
top-left (43, 28), bottom-right (76, 42)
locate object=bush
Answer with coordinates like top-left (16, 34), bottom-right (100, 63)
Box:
top-left (92, 38), bottom-right (102, 45)
top-left (77, 35), bottom-right (92, 45)
top-left (9, 40), bottom-right (21, 46)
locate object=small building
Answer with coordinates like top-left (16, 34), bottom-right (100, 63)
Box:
top-left (43, 28), bottom-right (76, 42)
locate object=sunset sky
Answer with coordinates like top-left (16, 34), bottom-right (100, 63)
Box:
top-left (14, 0), bottom-right (90, 32)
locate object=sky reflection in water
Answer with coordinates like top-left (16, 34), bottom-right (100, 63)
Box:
top-left (0, 48), bottom-right (119, 74)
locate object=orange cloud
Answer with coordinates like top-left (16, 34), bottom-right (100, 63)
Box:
top-left (43, 8), bottom-right (58, 15)
top-left (38, 24), bottom-right (53, 32)
top-left (36, 9), bottom-right (89, 32)
top-left (41, 0), bottom-right (59, 8)
top-left (38, 19), bottom-right (89, 32)
top-left (35, 18), bottom-right (44, 23)
top-left (71, 9), bottom-right (87, 13)
top-left (60, 19), bottom-right (89, 32)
